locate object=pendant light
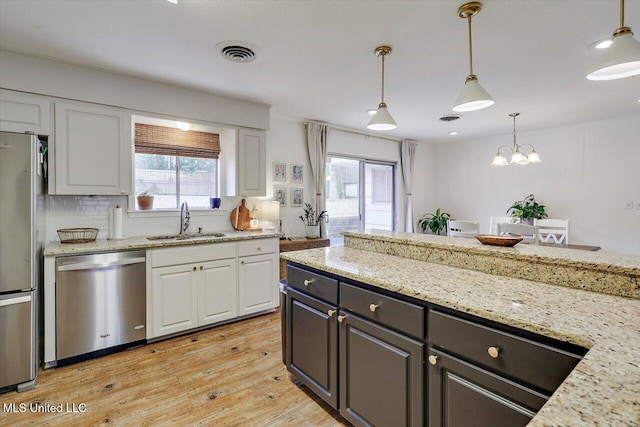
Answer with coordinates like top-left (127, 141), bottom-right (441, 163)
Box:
top-left (453, 2), bottom-right (494, 113)
top-left (492, 113), bottom-right (541, 166)
top-left (367, 46), bottom-right (397, 131)
top-left (587, 0), bottom-right (640, 80)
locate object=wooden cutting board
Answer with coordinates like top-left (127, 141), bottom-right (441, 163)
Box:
top-left (230, 199), bottom-right (251, 231)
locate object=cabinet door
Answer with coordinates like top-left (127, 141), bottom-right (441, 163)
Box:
top-left (0, 89), bottom-right (51, 134)
top-left (198, 259), bottom-right (238, 326)
top-left (238, 253), bottom-right (278, 315)
top-left (237, 128), bottom-right (266, 196)
top-left (428, 348), bottom-right (547, 427)
top-left (54, 101), bottom-right (131, 195)
top-left (150, 264), bottom-right (199, 338)
top-left (286, 287), bottom-right (338, 410)
top-left (339, 312), bottom-right (424, 427)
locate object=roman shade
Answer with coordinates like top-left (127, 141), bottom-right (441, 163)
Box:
top-left (134, 123), bottom-right (220, 159)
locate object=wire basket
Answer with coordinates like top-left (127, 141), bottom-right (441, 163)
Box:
top-left (57, 228), bottom-right (99, 243)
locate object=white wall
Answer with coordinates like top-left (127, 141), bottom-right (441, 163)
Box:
top-left (430, 115), bottom-right (640, 255)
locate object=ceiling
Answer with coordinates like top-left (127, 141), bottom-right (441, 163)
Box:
top-left (0, 0), bottom-right (638, 143)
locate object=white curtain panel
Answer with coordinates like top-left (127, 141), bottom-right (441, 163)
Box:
top-left (401, 140), bottom-right (417, 232)
top-left (306, 121), bottom-right (328, 238)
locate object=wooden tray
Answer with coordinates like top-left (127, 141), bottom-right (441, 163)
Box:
top-left (475, 234), bottom-right (523, 247)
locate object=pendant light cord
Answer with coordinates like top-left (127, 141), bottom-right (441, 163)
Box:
top-left (512, 114), bottom-right (517, 149)
top-left (620, 0), bottom-right (625, 28)
top-left (468, 15), bottom-right (474, 76)
top-left (381, 53), bottom-right (386, 104)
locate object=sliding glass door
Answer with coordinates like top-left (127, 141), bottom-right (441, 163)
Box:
top-left (326, 156), bottom-right (395, 244)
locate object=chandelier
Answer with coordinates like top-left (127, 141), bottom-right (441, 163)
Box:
top-left (492, 113), bottom-right (541, 166)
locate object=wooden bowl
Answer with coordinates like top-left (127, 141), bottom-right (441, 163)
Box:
top-left (475, 234), bottom-right (523, 247)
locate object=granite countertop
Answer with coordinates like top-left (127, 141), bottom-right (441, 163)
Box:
top-left (281, 246), bottom-right (640, 426)
top-left (343, 230), bottom-right (640, 299)
top-left (44, 230), bottom-right (281, 256)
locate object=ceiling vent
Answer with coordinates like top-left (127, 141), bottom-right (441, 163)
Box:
top-left (216, 41), bottom-right (257, 63)
top-left (439, 114), bottom-right (463, 122)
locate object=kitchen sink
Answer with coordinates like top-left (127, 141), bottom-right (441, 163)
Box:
top-left (147, 232), bottom-right (227, 241)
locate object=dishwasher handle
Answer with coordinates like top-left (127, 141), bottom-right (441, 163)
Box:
top-left (57, 257), bottom-right (146, 272)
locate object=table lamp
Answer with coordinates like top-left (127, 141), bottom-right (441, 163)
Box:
top-left (262, 200), bottom-right (280, 233)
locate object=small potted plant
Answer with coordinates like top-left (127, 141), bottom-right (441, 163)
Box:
top-left (417, 208), bottom-right (451, 235)
top-left (137, 190), bottom-right (154, 210)
top-left (506, 194), bottom-right (548, 224)
top-left (299, 203), bottom-right (327, 238)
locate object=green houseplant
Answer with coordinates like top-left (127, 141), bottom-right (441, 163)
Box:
top-left (136, 190), bottom-right (154, 210)
top-left (506, 194), bottom-right (548, 223)
top-left (418, 208), bottom-right (451, 235)
top-left (299, 203), bottom-right (327, 238)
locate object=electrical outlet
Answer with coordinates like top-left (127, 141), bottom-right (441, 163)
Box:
top-left (624, 201), bottom-right (633, 210)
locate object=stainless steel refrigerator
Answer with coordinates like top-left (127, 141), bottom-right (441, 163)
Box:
top-left (0, 131), bottom-right (44, 392)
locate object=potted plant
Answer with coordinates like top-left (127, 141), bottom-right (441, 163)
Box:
top-left (506, 194), bottom-right (548, 224)
top-left (418, 208), bottom-right (451, 235)
top-left (137, 190), bottom-right (154, 210)
top-left (299, 203), bottom-right (327, 238)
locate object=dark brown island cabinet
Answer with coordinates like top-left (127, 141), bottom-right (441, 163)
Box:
top-left (283, 263), bottom-right (586, 427)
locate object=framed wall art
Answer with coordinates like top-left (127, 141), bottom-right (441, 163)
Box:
top-left (273, 162), bottom-right (286, 182)
top-left (291, 187), bottom-right (304, 207)
top-left (291, 164), bottom-right (304, 184)
top-left (273, 186), bottom-right (287, 206)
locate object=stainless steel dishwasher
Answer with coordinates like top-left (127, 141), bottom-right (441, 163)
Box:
top-left (55, 250), bottom-right (146, 361)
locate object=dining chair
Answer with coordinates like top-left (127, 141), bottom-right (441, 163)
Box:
top-left (497, 222), bottom-right (539, 244)
top-left (534, 219), bottom-right (569, 244)
top-left (489, 216), bottom-right (520, 235)
top-left (447, 220), bottom-right (479, 238)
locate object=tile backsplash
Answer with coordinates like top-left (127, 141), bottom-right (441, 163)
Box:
top-left (45, 195), bottom-right (266, 244)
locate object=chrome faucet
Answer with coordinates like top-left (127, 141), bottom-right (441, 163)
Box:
top-left (180, 201), bottom-right (190, 235)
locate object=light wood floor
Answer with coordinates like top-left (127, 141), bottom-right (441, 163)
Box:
top-left (0, 310), bottom-right (348, 426)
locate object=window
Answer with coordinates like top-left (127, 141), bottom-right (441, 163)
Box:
top-left (134, 123), bottom-right (220, 209)
top-left (325, 156), bottom-right (395, 244)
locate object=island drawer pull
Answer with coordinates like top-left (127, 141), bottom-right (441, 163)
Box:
top-left (369, 303), bottom-right (380, 312)
top-left (488, 346), bottom-right (501, 359)
top-left (303, 279), bottom-right (314, 286)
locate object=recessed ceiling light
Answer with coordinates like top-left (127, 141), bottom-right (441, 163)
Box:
top-left (366, 109), bottom-right (377, 115)
top-left (166, 0), bottom-right (178, 4)
top-left (448, 131), bottom-right (459, 136)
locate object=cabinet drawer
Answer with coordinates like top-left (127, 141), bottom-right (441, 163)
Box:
top-left (340, 282), bottom-right (424, 339)
top-left (287, 265), bottom-right (338, 305)
top-left (150, 242), bottom-right (237, 267)
top-left (429, 310), bottom-right (582, 393)
top-left (238, 238), bottom-right (278, 257)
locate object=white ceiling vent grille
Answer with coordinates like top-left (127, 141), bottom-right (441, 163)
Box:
top-left (439, 114), bottom-right (463, 122)
top-left (216, 41), bottom-right (257, 63)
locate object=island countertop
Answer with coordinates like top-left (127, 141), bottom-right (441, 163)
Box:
top-left (44, 230), bottom-right (281, 256)
top-left (281, 242), bottom-right (640, 426)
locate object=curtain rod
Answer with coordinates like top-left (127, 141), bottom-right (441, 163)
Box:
top-left (304, 121), bottom-right (405, 143)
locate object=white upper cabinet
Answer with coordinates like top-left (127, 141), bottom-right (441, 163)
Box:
top-left (0, 89), bottom-right (51, 134)
top-left (236, 128), bottom-right (266, 197)
top-left (54, 102), bottom-right (131, 195)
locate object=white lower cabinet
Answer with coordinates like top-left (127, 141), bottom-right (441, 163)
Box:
top-left (151, 263), bottom-right (199, 337)
top-left (238, 238), bottom-right (279, 316)
top-left (199, 259), bottom-right (238, 325)
top-left (238, 253), bottom-right (278, 316)
top-left (148, 239), bottom-right (278, 340)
